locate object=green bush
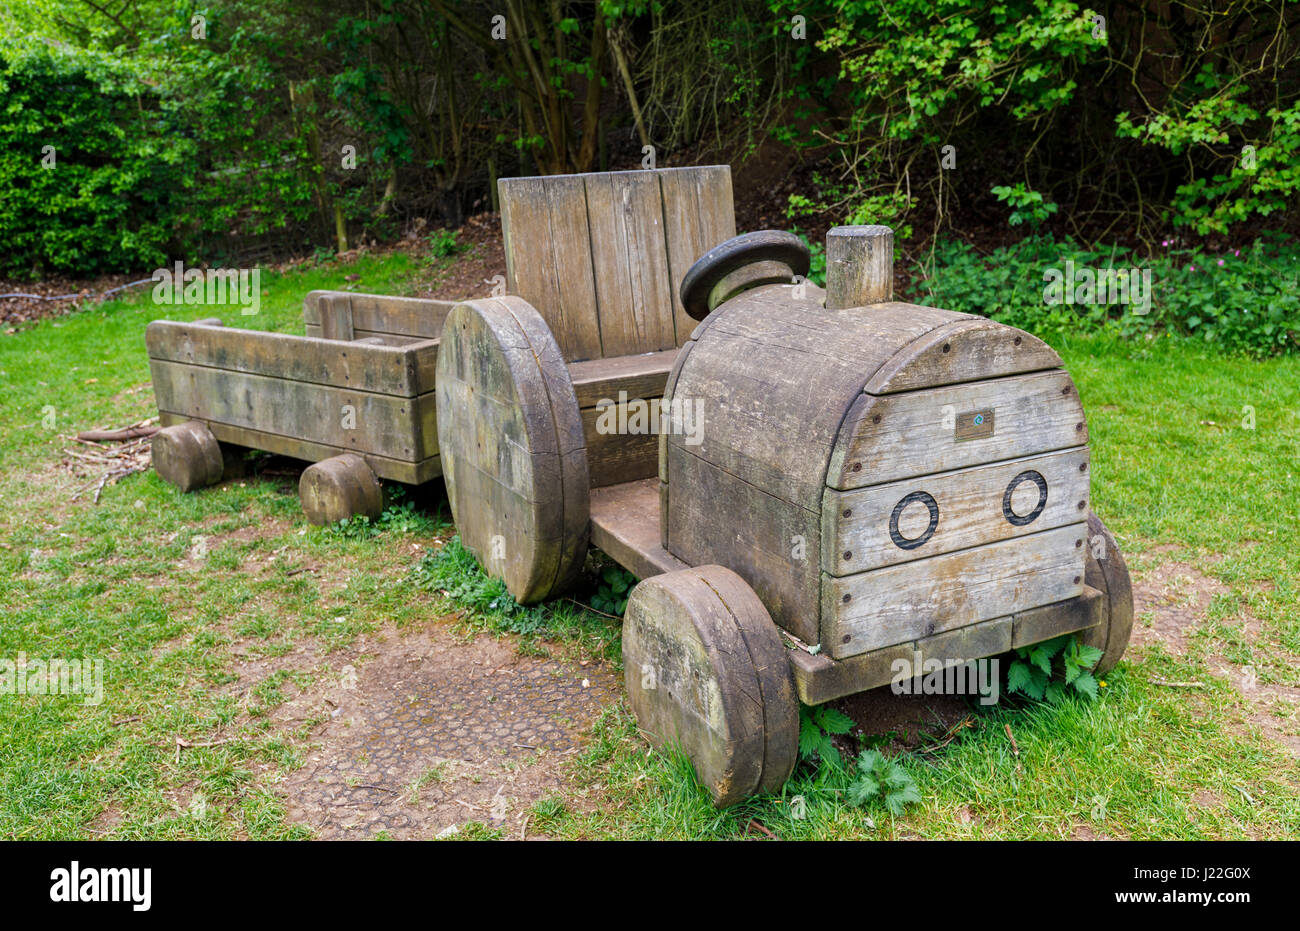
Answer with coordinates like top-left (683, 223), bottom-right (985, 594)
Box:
top-left (0, 41), bottom-right (189, 275)
top-left (912, 234), bottom-right (1300, 356)
top-left (777, 0), bottom-right (1300, 241)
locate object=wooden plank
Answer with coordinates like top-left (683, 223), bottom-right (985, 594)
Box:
top-left (863, 315), bottom-right (1063, 394)
top-left (581, 403), bottom-right (660, 488)
top-left (1013, 584), bottom-right (1104, 648)
top-left (828, 369), bottom-right (1087, 490)
top-left (822, 447), bottom-right (1091, 574)
top-left (568, 349), bottom-right (677, 408)
top-left (821, 522), bottom-right (1088, 659)
top-left (664, 444), bottom-right (821, 643)
top-left (584, 170), bottom-right (677, 357)
top-left (146, 320), bottom-right (438, 397)
top-left (317, 293), bottom-right (355, 341)
top-left (304, 324), bottom-right (425, 346)
top-left (499, 176), bottom-right (604, 361)
top-left (791, 587), bottom-right (1103, 704)
top-left (658, 166), bottom-right (737, 343)
top-left (304, 291), bottom-right (457, 340)
top-left (148, 359), bottom-right (436, 462)
top-left (589, 477), bottom-right (690, 579)
top-left (158, 412), bottom-right (441, 485)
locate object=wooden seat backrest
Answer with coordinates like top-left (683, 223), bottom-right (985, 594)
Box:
top-left (498, 166), bottom-right (736, 363)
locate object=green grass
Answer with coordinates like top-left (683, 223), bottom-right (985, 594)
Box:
top-left (1, 245), bottom-right (1296, 840)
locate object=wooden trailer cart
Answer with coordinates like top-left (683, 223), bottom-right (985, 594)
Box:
top-left (146, 293), bottom-right (454, 524)
top-left (436, 222), bottom-right (1134, 806)
top-left (146, 165), bottom-right (735, 525)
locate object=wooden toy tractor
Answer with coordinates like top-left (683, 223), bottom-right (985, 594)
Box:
top-left (437, 216), bottom-right (1134, 807)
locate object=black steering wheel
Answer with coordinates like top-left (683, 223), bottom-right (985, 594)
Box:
top-left (679, 230), bottom-right (811, 321)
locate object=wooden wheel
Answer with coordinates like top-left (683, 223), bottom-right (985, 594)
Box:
top-left (622, 565), bottom-right (798, 807)
top-left (299, 454), bottom-right (382, 526)
top-left (152, 420), bottom-right (223, 492)
top-left (435, 296), bottom-right (589, 604)
top-left (1080, 512), bottom-right (1134, 675)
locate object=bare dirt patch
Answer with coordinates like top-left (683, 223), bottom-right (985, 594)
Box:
top-left (831, 685), bottom-right (975, 755)
top-left (1131, 560), bottom-right (1228, 656)
top-left (1133, 559), bottom-right (1300, 758)
top-left (276, 625), bottom-right (618, 840)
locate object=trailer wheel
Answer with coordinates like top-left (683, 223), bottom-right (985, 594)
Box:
top-left (1080, 512), bottom-right (1134, 675)
top-left (622, 565), bottom-right (798, 807)
top-left (436, 297), bottom-right (589, 604)
top-left (299, 454), bottom-right (382, 526)
top-left (152, 421), bottom-right (224, 492)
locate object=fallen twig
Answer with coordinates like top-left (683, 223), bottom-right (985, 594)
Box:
top-left (1150, 677), bottom-right (1206, 688)
top-left (77, 425), bottom-right (160, 442)
top-left (746, 819), bottom-right (776, 839)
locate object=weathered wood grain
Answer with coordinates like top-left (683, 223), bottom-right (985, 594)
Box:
top-left (500, 167), bottom-right (735, 360)
top-left (146, 320), bottom-right (438, 397)
top-left (152, 421), bottom-right (223, 492)
top-left (148, 359), bottom-right (436, 462)
top-left (581, 402), bottom-right (660, 487)
top-left (664, 286), bottom-right (965, 509)
top-left (697, 565), bottom-right (799, 793)
top-left (822, 447), bottom-right (1091, 574)
top-left (821, 522), bottom-right (1088, 658)
top-left (622, 565), bottom-right (795, 806)
top-left (790, 588), bottom-right (1102, 703)
top-left (303, 291), bottom-right (456, 340)
top-left (436, 296), bottom-right (589, 603)
top-left (317, 293), bottom-right (355, 341)
top-left (824, 225), bottom-right (893, 309)
top-left (499, 175), bottom-right (605, 362)
top-left (664, 445), bottom-right (821, 643)
top-left (298, 453), bottom-right (383, 525)
top-left (589, 477), bottom-right (689, 579)
top-left (828, 369), bottom-right (1087, 490)
top-left (658, 165), bottom-right (736, 340)
top-left (862, 315), bottom-right (1063, 394)
top-left (157, 413), bottom-right (441, 485)
top-left (1080, 512), bottom-right (1134, 674)
top-left (584, 170), bottom-right (677, 357)
top-left (568, 349), bottom-right (677, 408)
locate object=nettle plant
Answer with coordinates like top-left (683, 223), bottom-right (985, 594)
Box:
top-left (797, 705), bottom-right (923, 816)
top-left (1006, 634), bottom-right (1104, 704)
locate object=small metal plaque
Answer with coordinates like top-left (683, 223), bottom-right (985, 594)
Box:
top-left (954, 409), bottom-right (995, 441)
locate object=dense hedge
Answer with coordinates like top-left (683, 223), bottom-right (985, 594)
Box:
top-left (0, 43), bottom-right (189, 275)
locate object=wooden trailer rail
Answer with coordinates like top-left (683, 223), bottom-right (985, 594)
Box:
top-left (148, 292), bottom-right (456, 522)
